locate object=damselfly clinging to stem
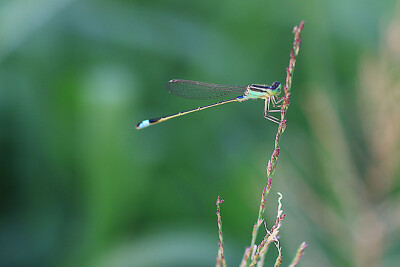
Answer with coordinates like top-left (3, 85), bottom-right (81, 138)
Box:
top-left (136, 79), bottom-right (283, 129)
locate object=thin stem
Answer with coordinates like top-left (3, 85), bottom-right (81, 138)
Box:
top-left (247, 22), bottom-right (305, 266)
top-left (249, 180), bottom-right (272, 251)
top-left (289, 242), bottom-right (308, 267)
top-left (268, 21), bottom-right (305, 179)
top-left (216, 196), bottom-right (226, 267)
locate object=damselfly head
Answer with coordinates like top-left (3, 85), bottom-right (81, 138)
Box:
top-left (268, 81), bottom-right (281, 96)
top-left (272, 81), bottom-right (281, 90)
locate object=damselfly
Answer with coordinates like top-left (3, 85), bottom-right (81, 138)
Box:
top-left (136, 79), bottom-right (283, 129)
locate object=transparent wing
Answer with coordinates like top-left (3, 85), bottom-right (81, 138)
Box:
top-left (167, 79), bottom-right (247, 100)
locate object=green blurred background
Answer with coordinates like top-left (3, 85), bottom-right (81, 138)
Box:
top-left (1, 0), bottom-right (400, 266)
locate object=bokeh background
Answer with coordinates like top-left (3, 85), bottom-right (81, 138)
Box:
top-left (1, 0), bottom-right (400, 266)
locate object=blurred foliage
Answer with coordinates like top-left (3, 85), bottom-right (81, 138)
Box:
top-left (1, 0), bottom-right (400, 266)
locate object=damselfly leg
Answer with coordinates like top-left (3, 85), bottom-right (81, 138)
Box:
top-left (264, 96), bottom-right (283, 124)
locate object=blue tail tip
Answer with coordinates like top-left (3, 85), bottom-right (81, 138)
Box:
top-left (136, 120), bottom-right (150, 129)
